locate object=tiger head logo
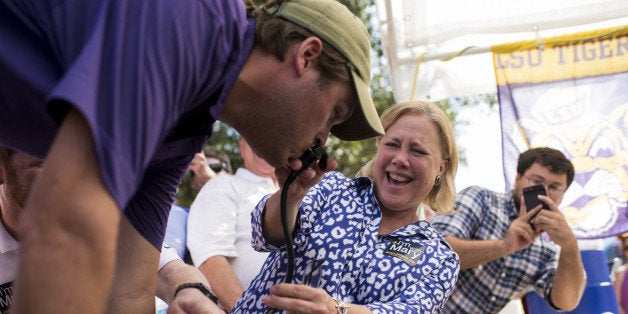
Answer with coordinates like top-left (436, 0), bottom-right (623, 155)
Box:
top-left (516, 86), bottom-right (628, 238)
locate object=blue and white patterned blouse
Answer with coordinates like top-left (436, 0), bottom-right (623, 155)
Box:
top-left (231, 172), bottom-right (460, 314)
top-left (431, 186), bottom-right (559, 314)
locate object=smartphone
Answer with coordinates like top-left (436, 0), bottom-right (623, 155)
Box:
top-left (523, 184), bottom-right (548, 212)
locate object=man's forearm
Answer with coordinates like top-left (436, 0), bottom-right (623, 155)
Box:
top-left (158, 260), bottom-right (211, 303)
top-left (199, 256), bottom-right (244, 312)
top-left (106, 218), bottom-right (160, 314)
top-left (13, 109), bottom-right (120, 313)
top-left (549, 243), bottom-right (586, 311)
top-left (444, 236), bottom-right (510, 269)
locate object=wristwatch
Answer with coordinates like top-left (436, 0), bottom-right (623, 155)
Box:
top-left (332, 297), bottom-right (351, 314)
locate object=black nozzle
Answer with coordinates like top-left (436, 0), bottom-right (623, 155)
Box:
top-left (298, 145), bottom-right (327, 172)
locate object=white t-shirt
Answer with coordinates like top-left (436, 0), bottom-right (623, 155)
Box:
top-left (0, 222), bottom-right (19, 312)
top-left (158, 244), bottom-right (182, 271)
top-left (187, 168), bottom-right (277, 289)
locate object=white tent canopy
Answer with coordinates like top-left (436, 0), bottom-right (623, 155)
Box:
top-left (375, 0), bottom-right (628, 102)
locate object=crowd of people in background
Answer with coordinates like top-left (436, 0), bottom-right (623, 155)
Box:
top-left (0, 0), bottom-right (625, 313)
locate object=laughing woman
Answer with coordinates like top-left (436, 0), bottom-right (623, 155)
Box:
top-left (233, 101), bottom-right (460, 313)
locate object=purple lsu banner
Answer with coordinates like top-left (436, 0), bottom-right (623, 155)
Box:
top-left (493, 26), bottom-right (628, 239)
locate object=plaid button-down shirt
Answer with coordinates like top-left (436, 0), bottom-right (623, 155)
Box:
top-left (432, 186), bottom-right (559, 314)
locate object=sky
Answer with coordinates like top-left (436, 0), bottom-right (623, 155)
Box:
top-left (453, 103), bottom-right (507, 193)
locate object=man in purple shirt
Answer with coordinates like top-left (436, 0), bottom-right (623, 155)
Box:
top-left (0, 0), bottom-right (384, 312)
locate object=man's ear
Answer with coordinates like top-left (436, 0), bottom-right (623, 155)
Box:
top-left (294, 37), bottom-right (323, 75)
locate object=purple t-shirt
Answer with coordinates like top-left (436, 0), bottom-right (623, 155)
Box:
top-left (0, 0), bottom-right (255, 248)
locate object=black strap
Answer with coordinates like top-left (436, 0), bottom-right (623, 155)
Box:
top-left (174, 282), bottom-right (219, 304)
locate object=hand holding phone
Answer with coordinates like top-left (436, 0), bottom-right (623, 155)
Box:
top-left (523, 184), bottom-right (549, 212)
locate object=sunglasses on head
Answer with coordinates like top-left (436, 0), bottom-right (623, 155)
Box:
top-left (209, 162), bottom-right (227, 173)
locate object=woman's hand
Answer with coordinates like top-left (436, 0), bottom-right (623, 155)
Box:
top-left (275, 157), bottom-right (337, 203)
top-left (262, 157), bottom-right (337, 247)
top-left (263, 283), bottom-right (338, 314)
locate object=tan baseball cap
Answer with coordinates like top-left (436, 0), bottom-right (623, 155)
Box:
top-left (266, 0), bottom-right (384, 141)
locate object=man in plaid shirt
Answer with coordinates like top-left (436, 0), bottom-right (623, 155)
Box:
top-left (432, 147), bottom-right (586, 313)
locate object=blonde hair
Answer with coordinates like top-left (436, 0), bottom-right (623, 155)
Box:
top-left (356, 101), bottom-right (458, 214)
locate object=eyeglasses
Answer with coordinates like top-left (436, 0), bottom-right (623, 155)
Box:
top-left (209, 162), bottom-right (227, 173)
top-left (522, 173), bottom-right (566, 196)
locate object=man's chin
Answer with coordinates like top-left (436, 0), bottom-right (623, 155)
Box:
top-left (259, 151), bottom-right (285, 169)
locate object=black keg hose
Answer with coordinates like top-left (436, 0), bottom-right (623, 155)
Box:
top-left (266, 145), bottom-right (326, 314)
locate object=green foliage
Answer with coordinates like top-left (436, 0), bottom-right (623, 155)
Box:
top-left (176, 174), bottom-right (196, 208)
top-left (204, 122), bottom-right (244, 171)
top-left (436, 94), bottom-right (498, 166)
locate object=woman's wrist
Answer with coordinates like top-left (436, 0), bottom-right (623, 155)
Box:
top-left (331, 297), bottom-right (351, 314)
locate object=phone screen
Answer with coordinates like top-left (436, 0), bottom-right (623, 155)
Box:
top-left (523, 184), bottom-right (548, 211)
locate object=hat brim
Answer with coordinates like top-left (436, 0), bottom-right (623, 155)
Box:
top-left (331, 70), bottom-right (384, 141)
